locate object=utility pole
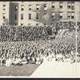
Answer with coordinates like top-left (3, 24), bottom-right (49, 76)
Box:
top-left (74, 14), bottom-right (78, 62)
top-left (75, 22), bottom-right (78, 54)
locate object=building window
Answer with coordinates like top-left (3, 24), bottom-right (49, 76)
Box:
top-left (52, 5), bottom-right (55, 8)
top-left (36, 13), bottom-right (39, 19)
top-left (71, 6), bottom-right (74, 10)
top-left (44, 4), bottom-right (46, 7)
top-left (36, 23), bottom-right (38, 26)
top-left (67, 5), bottom-right (71, 9)
top-left (59, 5), bottom-right (63, 8)
top-left (3, 4), bottom-right (6, 7)
top-left (71, 16), bottom-right (74, 19)
top-left (21, 14), bottom-right (23, 20)
top-left (67, 16), bottom-right (70, 19)
top-left (29, 8), bottom-right (31, 10)
top-left (44, 23), bottom-right (46, 26)
top-left (3, 8), bottom-right (5, 10)
top-left (15, 23), bottom-right (17, 25)
top-left (68, 5), bottom-right (74, 10)
top-left (60, 16), bottom-right (62, 19)
top-left (36, 8), bottom-right (39, 10)
top-left (36, 4), bottom-right (40, 9)
top-left (21, 8), bottom-right (24, 11)
top-left (52, 15), bottom-right (54, 18)
top-left (29, 13), bottom-right (31, 19)
top-left (3, 16), bottom-right (5, 19)
top-left (21, 23), bottom-right (23, 26)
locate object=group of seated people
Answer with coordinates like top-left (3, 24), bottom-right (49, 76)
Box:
top-left (0, 41), bottom-right (49, 66)
top-left (0, 26), bottom-right (80, 66)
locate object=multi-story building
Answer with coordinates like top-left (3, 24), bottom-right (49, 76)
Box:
top-left (0, 2), bottom-right (9, 26)
top-left (0, 1), bottom-right (80, 26)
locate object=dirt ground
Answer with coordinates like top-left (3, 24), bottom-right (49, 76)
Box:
top-left (0, 64), bottom-right (39, 76)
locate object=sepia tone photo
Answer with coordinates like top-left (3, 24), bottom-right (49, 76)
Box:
top-left (0, 1), bottom-right (80, 78)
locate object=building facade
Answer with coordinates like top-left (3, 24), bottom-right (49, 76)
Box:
top-left (0, 1), bottom-right (80, 26)
top-left (0, 2), bottom-right (9, 26)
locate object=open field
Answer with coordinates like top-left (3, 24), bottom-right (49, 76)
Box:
top-left (31, 59), bottom-right (80, 78)
top-left (0, 64), bottom-right (39, 76)
top-left (0, 29), bottom-right (80, 77)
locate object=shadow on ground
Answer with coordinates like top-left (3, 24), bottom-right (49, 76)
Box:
top-left (0, 64), bottom-right (39, 76)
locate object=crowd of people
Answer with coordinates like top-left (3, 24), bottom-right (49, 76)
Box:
top-left (0, 22), bottom-right (80, 66)
top-left (0, 28), bottom-right (80, 66)
top-left (0, 21), bottom-right (77, 41)
top-left (0, 26), bottom-right (53, 41)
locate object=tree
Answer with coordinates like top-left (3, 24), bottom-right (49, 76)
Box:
top-left (3, 18), bottom-right (9, 26)
top-left (32, 3), bottom-right (61, 36)
top-left (32, 3), bottom-right (60, 27)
